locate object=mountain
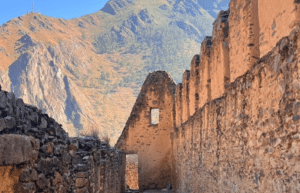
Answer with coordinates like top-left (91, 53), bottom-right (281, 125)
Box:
top-left (0, 0), bottom-right (227, 144)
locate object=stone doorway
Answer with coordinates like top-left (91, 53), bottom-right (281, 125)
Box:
top-left (126, 154), bottom-right (139, 191)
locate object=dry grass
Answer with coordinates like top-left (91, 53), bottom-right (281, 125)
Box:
top-left (79, 126), bottom-right (111, 145)
top-left (102, 134), bottom-right (110, 144)
top-left (79, 127), bottom-right (100, 140)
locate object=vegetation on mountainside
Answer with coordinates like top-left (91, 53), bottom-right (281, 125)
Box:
top-left (0, 0), bottom-right (229, 144)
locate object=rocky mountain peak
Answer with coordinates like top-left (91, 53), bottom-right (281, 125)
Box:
top-left (0, 0), bottom-right (229, 144)
top-left (101, 0), bottom-right (134, 15)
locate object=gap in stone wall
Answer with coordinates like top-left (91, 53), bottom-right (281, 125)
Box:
top-left (126, 154), bottom-right (139, 190)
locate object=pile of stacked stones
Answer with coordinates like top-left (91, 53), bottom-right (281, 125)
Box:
top-left (0, 86), bottom-right (124, 193)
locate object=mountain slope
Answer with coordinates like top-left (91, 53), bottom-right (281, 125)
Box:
top-left (0, 0), bottom-right (226, 144)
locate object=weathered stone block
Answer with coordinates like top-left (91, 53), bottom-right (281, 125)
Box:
top-left (76, 172), bottom-right (89, 178)
top-left (77, 187), bottom-right (89, 193)
top-left (0, 118), bottom-right (5, 131)
top-left (31, 150), bottom-right (39, 162)
top-left (52, 171), bottom-right (63, 186)
top-left (6, 92), bottom-right (15, 115)
top-left (20, 182), bottom-right (36, 193)
top-left (62, 151), bottom-right (71, 165)
top-left (19, 168), bottom-right (31, 182)
top-left (0, 134), bottom-right (32, 165)
top-left (27, 111), bottom-right (39, 126)
top-left (37, 173), bottom-right (50, 189)
top-left (16, 98), bottom-right (25, 119)
top-left (39, 117), bottom-right (48, 129)
top-left (36, 157), bottom-right (60, 175)
top-left (41, 142), bottom-right (54, 154)
top-left (4, 116), bottom-right (15, 129)
top-left (75, 164), bottom-right (89, 172)
top-left (0, 91), bottom-right (7, 109)
top-left (54, 144), bottom-right (64, 155)
top-left (30, 169), bottom-right (38, 181)
top-left (69, 140), bottom-right (79, 151)
top-left (29, 137), bottom-right (40, 150)
top-left (75, 177), bottom-right (88, 188)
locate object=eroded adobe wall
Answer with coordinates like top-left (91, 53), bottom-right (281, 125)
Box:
top-left (258, 0), bottom-right (299, 57)
top-left (188, 55), bottom-right (200, 117)
top-left (210, 11), bottom-right (230, 100)
top-left (228, 0), bottom-right (300, 83)
top-left (175, 83), bottom-right (183, 128)
top-left (0, 88), bottom-right (125, 193)
top-left (182, 70), bottom-right (191, 123)
top-left (176, 0), bottom-right (299, 127)
top-left (228, 0), bottom-right (260, 82)
top-left (171, 26), bottom-right (300, 192)
top-left (115, 71), bottom-right (176, 190)
top-left (198, 37), bottom-right (212, 109)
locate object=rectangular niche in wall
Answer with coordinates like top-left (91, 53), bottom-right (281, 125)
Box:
top-left (151, 108), bottom-right (159, 125)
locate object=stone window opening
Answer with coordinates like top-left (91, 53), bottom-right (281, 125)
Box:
top-left (150, 108), bottom-right (159, 125)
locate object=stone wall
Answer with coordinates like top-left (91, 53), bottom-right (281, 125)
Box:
top-left (228, 0), bottom-right (300, 82)
top-left (171, 0), bottom-right (300, 157)
top-left (258, 0), bottom-right (300, 57)
top-left (198, 36), bottom-right (212, 109)
top-left (0, 88), bottom-right (125, 193)
top-left (116, 0), bottom-right (300, 192)
top-left (175, 83), bottom-right (183, 128)
top-left (188, 55), bottom-right (200, 117)
top-left (210, 11), bottom-right (230, 100)
top-left (115, 71), bottom-right (176, 190)
top-left (228, 0), bottom-right (260, 82)
top-left (171, 26), bottom-right (300, 192)
top-left (183, 0), bottom-right (300, 115)
top-left (182, 70), bottom-right (190, 123)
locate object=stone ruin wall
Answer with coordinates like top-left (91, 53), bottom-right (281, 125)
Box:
top-left (178, 0), bottom-right (300, 127)
top-left (228, 0), bottom-right (300, 82)
top-left (171, 26), bottom-right (300, 192)
top-left (115, 71), bottom-right (176, 190)
top-left (170, 0), bottom-right (300, 192)
top-left (258, 0), bottom-right (300, 57)
top-left (0, 88), bottom-right (125, 193)
top-left (113, 0), bottom-right (300, 192)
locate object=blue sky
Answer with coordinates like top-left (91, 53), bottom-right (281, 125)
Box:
top-left (0, 0), bottom-right (110, 26)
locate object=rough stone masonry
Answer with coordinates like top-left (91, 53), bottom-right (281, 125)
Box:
top-left (116, 0), bottom-right (300, 192)
top-left (171, 25), bottom-right (300, 193)
top-left (0, 86), bottom-right (126, 193)
top-left (1, 0), bottom-right (300, 192)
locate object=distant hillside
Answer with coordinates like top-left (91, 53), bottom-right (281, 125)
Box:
top-left (0, 0), bottom-right (228, 144)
